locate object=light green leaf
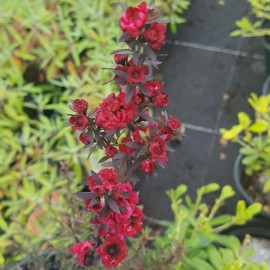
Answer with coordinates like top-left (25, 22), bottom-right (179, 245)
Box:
top-left (238, 112), bottom-right (251, 128)
top-left (220, 125), bottom-right (243, 140)
top-left (249, 120), bottom-right (268, 133)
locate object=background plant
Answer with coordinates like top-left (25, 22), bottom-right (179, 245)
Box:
top-left (231, 0), bottom-right (270, 37)
top-left (124, 183), bottom-right (267, 270)
top-left (0, 0), bottom-right (190, 267)
top-left (220, 93), bottom-right (270, 193)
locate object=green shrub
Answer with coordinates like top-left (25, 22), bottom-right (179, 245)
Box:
top-left (231, 0), bottom-right (270, 37)
top-left (220, 93), bottom-right (270, 193)
top-left (0, 0), bottom-right (190, 267)
top-left (124, 184), bottom-right (267, 270)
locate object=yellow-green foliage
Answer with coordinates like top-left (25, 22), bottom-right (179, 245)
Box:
top-left (231, 0), bottom-right (270, 37)
top-left (124, 184), bottom-right (267, 270)
top-left (220, 93), bottom-right (270, 191)
top-left (0, 0), bottom-right (190, 267)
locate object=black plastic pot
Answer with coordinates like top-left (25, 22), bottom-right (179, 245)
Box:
top-left (222, 217), bottom-right (270, 240)
top-left (262, 74), bottom-right (270, 95)
top-left (233, 154), bottom-right (270, 220)
top-left (261, 19), bottom-right (270, 73)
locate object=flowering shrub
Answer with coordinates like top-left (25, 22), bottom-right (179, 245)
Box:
top-left (67, 1), bottom-right (182, 268)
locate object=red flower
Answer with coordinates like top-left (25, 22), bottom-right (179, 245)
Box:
top-left (119, 181), bottom-right (133, 193)
top-left (143, 22), bottom-right (166, 51)
top-left (145, 81), bottom-right (163, 97)
top-left (132, 126), bottom-right (149, 144)
top-left (79, 132), bottom-right (90, 145)
top-left (127, 64), bottom-right (148, 84)
top-left (158, 127), bottom-right (172, 141)
top-left (148, 136), bottom-right (167, 163)
top-left (106, 145), bottom-right (118, 158)
top-left (134, 87), bottom-right (143, 104)
top-left (69, 113), bottom-right (89, 130)
top-left (96, 234), bottom-right (128, 268)
top-left (119, 2), bottom-right (149, 38)
top-left (73, 99), bottom-right (88, 113)
top-left (141, 159), bottom-right (154, 174)
top-left (85, 200), bottom-right (104, 212)
top-left (69, 241), bottom-right (93, 265)
top-left (168, 115), bottom-right (181, 131)
top-left (119, 206), bottom-right (144, 237)
top-left (153, 92), bottom-right (169, 108)
top-left (87, 168), bottom-right (118, 191)
top-left (95, 92), bottom-right (138, 132)
top-left (119, 137), bottom-right (134, 154)
top-left (127, 192), bottom-right (139, 204)
top-left (114, 54), bottom-right (128, 65)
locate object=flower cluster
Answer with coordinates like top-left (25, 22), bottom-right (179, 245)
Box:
top-left (95, 91), bottom-right (138, 132)
top-left (67, 1), bottom-right (182, 268)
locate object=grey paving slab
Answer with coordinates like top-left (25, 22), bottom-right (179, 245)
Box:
top-left (159, 44), bottom-right (236, 128)
top-left (218, 57), bottom-right (267, 129)
top-left (167, 0), bottom-right (249, 50)
top-left (241, 36), bottom-right (265, 57)
top-left (138, 0), bottom-right (269, 221)
top-left (202, 134), bottom-right (242, 215)
top-left (138, 129), bottom-right (212, 220)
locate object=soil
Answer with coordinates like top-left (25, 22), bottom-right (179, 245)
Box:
top-left (241, 171), bottom-right (270, 213)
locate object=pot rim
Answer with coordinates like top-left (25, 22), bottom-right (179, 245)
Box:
top-left (222, 217), bottom-right (270, 240)
top-left (262, 74), bottom-right (270, 96)
top-left (260, 19), bottom-right (270, 51)
top-left (233, 154), bottom-right (270, 219)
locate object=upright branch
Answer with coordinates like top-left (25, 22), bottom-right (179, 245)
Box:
top-left (67, 1), bottom-right (182, 268)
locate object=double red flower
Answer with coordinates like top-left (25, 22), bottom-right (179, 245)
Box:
top-left (96, 234), bottom-right (128, 268)
top-left (144, 22), bottom-right (166, 50)
top-left (119, 2), bottom-right (148, 38)
top-left (95, 91), bottom-right (138, 132)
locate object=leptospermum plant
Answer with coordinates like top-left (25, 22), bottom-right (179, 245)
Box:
top-left (67, 1), bottom-right (182, 268)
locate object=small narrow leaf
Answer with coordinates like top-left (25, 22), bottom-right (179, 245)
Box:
top-left (89, 197), bottom-right (99, 206)
top-left (87, 145), bottom-right (98, 159)
top-left (118, 2), bottom-right (128, 10)
top-left (88, 128), bottom-right (94, 143)
top-left (113, 70), bottom-right (127, 79)
top-left (77, 192), bottom-right (96, 200)
top-left (91, 170), bottom-right (102, 185)
top-left (139, 111), bottom-right (155, 124)
top-left (102, 162), bottom-right (114, 167)
top-left (119, 32), bottom-right (132, 42)
top-left (115, 78), bottom-right (126, 84)
top-left (144, 44), bottom-right (157, 62)
top-left (112, 152), bottom-right (126, 160)
top-left (125, 86), bottom-right (136, 103)
top-left (138, 83), bottom-right (149, 96)
top-left (105, 130), bottom-right (116, 137)
top-left (166, 145), bottom-right (175, 152)
top-left (99, 156), bottom-right (110, 163)
top-left (111, 49), bottom-right (132, 55)
top-left (106, 198), bottom-right (120, 214)
top-left (163, 111), bottom-right (169, 124)
top-left (125, 141), bottom-right (140, 149)
top-left (155, 159), bottom-right (165, 169)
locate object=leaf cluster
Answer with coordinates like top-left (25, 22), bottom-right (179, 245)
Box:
top-left (220, 93), bottom-right (270, 191)
top-left (0, 0), bottom-right (190, 267)
top-left (231, 0), bottom-right (270, 37)
top-left (124, 183), bottom-right (267, 270)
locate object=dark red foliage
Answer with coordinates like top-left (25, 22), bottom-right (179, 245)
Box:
top-left (68, 2), bottom-right (181, 269)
